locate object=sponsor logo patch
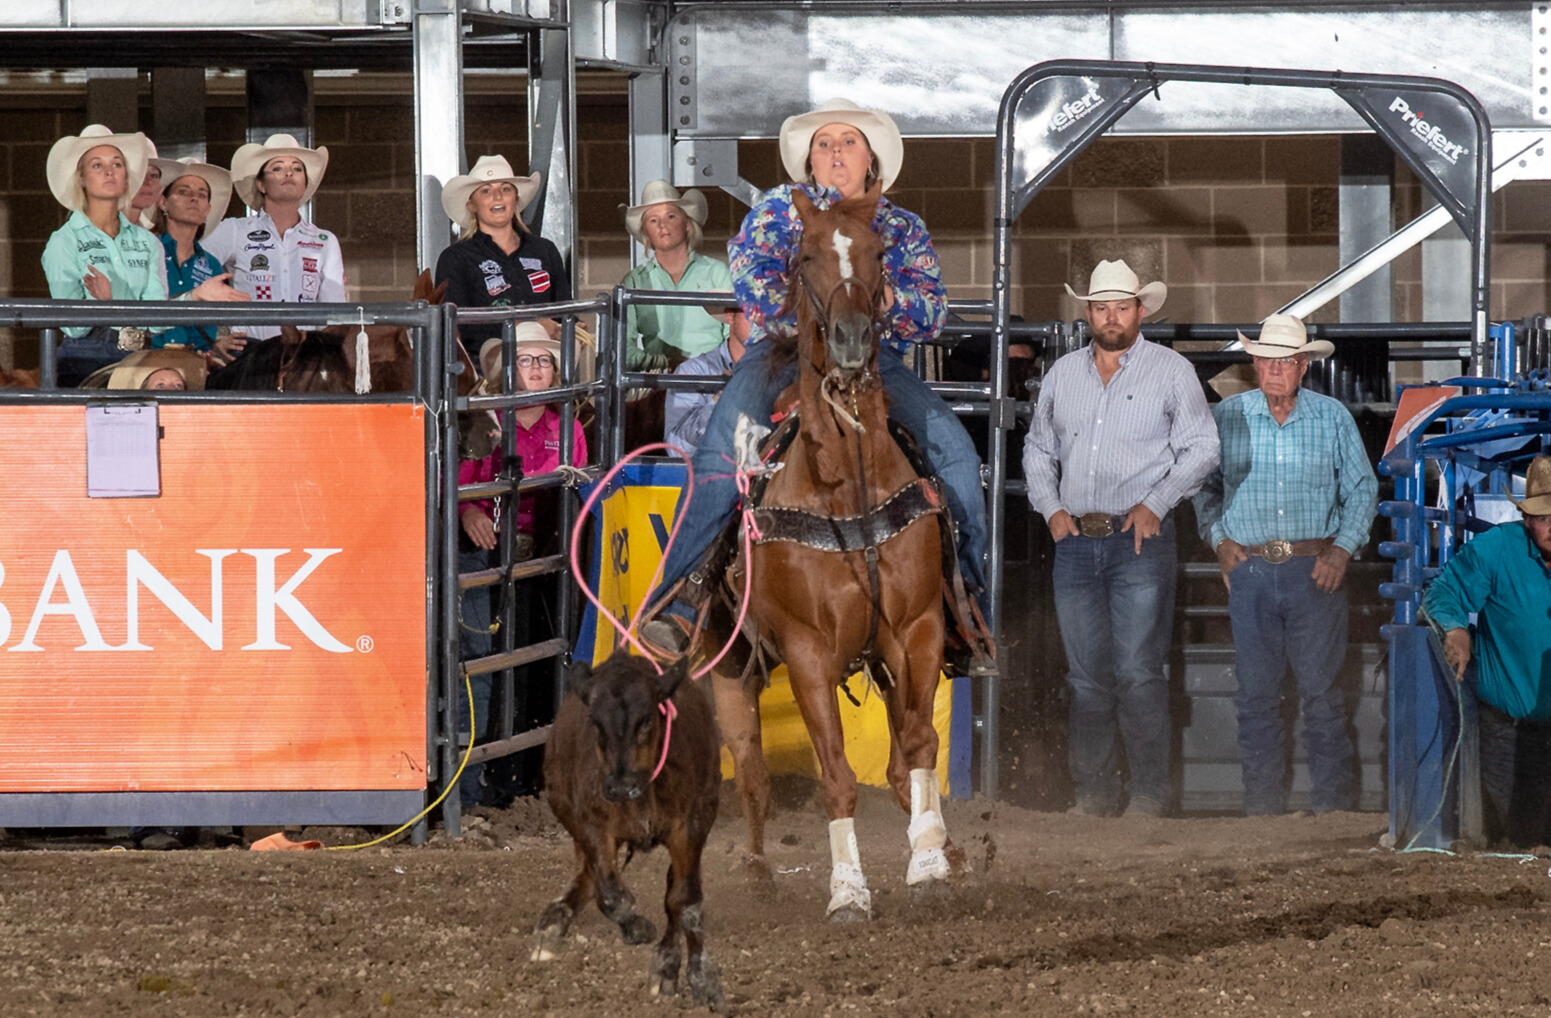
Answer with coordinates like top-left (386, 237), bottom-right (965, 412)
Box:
top-left (527, 270), bottom-right (551, 294)
top-left (301, 274), bottom-right (319, 294)
top-left (247, 229), bottom-right (271, 242)
top-left (520, 257), bottom-right (544, 272)
top-left (250, 254), bottom-right (270, 271)
top-left (1387, 97), bottom-right (1468, 165)
top-left (479, 259), bottom-right (502, 275)
top-left (296, 240), bottom-right (324, 249)
top-left (255, 285), bottom-right (272, 300)
top-left (302, 257), bottom-right (318, 273)
top-left (485, 274), bottom-right (510, 296)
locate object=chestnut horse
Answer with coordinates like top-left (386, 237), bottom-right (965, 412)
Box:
top-left (709, 185), bottom-right (962, 921)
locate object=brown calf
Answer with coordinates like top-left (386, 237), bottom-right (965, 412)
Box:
top-left (533, 654), bottom-right (724, 1009)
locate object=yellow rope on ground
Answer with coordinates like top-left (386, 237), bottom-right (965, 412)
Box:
top-left (326, 668), bottom-right (477, 851)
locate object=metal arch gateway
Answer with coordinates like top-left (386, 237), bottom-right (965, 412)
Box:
top-left (983, 59), bottom-right (1494, 798)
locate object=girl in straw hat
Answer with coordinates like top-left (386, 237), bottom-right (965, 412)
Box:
top-left (41, 124), bottom-right (168, 386)
top-left (618, 179), bottom-right (732, 371)
top-left (640, 97), bottom-right (989, 658)
top-left (202, 133), bottom-right (345, 341)
top-left (434, 154), bottom-right (571, 359)
top-left (455, 320), bottom-right (587, 806)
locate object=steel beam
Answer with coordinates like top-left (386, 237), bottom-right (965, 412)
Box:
top-left (85, 68), bottom-right (138, 132)
top-left (628, 69), bottom-right (670, 269)
top-left (1337, 135), bottom-right (1392, 323)
top-left (151, 67), bottom-right (208, 161)
top-left (413, 0), bottom-right (465, 274)
top-left (670, 4), bottom-right (1535, 138)
top-left (528, 25), bottom-right (577, 275)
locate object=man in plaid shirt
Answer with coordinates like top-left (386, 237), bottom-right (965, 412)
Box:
top-left (1193, 314), bottom-right (1378, 816)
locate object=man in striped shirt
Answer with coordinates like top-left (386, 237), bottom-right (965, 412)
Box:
top-left (1193, 314), bottom-right (1377, 817)
top-left (1024, 260), bottom-right (1219, 818)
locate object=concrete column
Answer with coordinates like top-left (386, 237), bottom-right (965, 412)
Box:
top-left (85, 68), bottom-right (139, 132)
top-left (244, 68), bottom-right (314, 215)
top-left (1337, 135), bottom-right (1393, 323)
top-left (151, 67), bottom-right (208, 161)
top-left (627, 70), bottom-right (669, 271)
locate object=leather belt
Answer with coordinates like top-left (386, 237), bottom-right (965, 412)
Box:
top-left (1077, 513), bottom-right (1128, 539)
top-left (1245, 537), bottom-right (1333, 564)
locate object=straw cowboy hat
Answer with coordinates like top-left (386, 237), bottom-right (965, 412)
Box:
top-left (779, 98), bottom-right (904, 192)
top-left (1065, 259), bottom-right (1167, 315)
top-left (46, 124), bottom-right (153, 213)
top-left (229, 133), bottom-right (329, 208)
top-left (78, 348), bottom-right (209, 391)
top-left (479, 322), bottom-right (561, 386)
top-left (150, 156), bottom-right (234, 237)
top-left (1236, 313), bottom-right (1334, 360)
top-left (622, 180), bottom-right (708, 244)
top-left (1508, 454), bottom-right (1551, 516)
top-left (441, 155), bottom-right (542, 227)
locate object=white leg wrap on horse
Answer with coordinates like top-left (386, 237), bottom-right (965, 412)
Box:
top-left (906, 768), bottom-right (950, 885)
top-left (827, 818), bottom-right (872, 916)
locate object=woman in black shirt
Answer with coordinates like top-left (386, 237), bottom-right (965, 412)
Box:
top-left (434, 154), bottom-right (571, 357)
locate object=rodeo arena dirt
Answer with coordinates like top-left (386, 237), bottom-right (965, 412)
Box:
top-left (6, 4), bottom-right (1551, 1018)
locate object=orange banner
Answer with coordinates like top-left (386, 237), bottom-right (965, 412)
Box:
top-left (0, 404), bottom-right (427, 792)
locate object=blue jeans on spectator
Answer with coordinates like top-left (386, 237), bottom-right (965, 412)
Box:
top-left (1474, 693), bottom-right (1551, 848)
top-left (1052, 515), bottom-right (1177, 811)
top-left (1226, 556), bottom-right (1354, 815)
top-left (648, 340), bottom-right (988, 616)
top-left (57, 328), bottom-right (127, 388)
top-left (457, 548), bottom-right (493, 808)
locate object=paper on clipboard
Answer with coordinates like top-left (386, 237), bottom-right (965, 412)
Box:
top-left (86, 404), bottom-right (161, 498)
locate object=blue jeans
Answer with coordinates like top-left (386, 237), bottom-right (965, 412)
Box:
top-left (649, 340), bottom-right (988, 615)
top-left (1227, 556), bottom-right (1354, 815)
top-left (57, 329), bottom-right (128, 388)
top-left (1474, 695), bottom-right (1551, 848)
top-left (1052, 515), bottom-right (1177, 809)
top-left (457, 549), bottom-right (494, 808)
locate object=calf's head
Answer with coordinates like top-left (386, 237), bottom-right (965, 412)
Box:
top-left (567, 655), bottom-right (687, 803)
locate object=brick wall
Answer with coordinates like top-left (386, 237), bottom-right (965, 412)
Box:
top-left (4, 77), bottom-right (1550, 370)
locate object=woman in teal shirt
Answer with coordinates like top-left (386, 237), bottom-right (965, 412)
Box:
top-left (41, 124), bottom-right (165, 387)
top-left (618, 180), bottom-right (732, 371)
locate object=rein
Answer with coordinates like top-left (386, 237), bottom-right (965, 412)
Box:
top-left (792, 255), bottom-right (889, 669)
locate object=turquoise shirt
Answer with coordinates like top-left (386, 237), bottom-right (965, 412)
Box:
top-left (42, 211), bottom-right (167, 338)
top-left (1195, 388), bottom-right (1378, 553)
top-left (621, 251), bottom-right (732, 369)
top-left (1423, 522), bottom-right (1551, 719)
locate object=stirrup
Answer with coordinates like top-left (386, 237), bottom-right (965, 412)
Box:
top-left (639, 616), bottom-right (694, 664)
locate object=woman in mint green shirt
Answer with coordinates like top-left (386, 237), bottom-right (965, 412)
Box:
top-left (42, 124), bottom-right (166, 387)
top-left (619, 180), bottom-right (733, 371)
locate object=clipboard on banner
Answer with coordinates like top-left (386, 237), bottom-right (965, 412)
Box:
top-left (85, 403), bottom-right (161, 498)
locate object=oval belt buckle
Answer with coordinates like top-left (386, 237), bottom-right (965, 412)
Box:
top-left (1263, 539), bottom-right (1293, 564)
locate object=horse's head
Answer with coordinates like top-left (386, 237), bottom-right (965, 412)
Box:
top-left (791, 184), bottom-right (887, 381)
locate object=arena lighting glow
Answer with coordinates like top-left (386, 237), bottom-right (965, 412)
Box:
top-left (0, 549), bottom-right (355, 653)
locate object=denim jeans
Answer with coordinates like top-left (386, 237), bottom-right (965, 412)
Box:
top-left (57, 329), bottom-right (128, 388)
top-left (1475, 696), bottom-right (1551, 848)
top-left (457, 548), bottom-right (493, 808)
top-left (649, 339), bottom-right (988, 616)
top-left (1226, 556), bottom-right (1354, 815)
top-left (1051, 514), bottom-right (1177, 810)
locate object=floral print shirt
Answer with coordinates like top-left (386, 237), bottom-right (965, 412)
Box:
top-left (727, 182), bottom-right (946, 354)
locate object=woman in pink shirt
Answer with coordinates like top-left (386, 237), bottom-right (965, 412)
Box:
top-left (455, 319), bottom-right (585, 808)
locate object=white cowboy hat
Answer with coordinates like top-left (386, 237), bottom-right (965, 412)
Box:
top-left (1065, 259), bottom-right (1167, 315)
top-left (229, 133), bottom-right (329, 208)
top-left (779, 98), bottom-right (904, 192)
top-left (150, 157), bottom-right (234, 237)
top-left (621, 180), bottom-right (708, 244)
top-left (1507, 454), bottom-right (1551, 516)
top-left (46, 124), bottom-right (153, 214)
top-left (1237, 313), bottom-right (1334, 360)
top-left (479, 322), bottom-right (561, 385)
top-left (441, 155), bottom-right (542, 228)
top-left (79, 348), bottom-right (208, 391)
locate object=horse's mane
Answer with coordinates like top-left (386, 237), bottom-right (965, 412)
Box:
top-left (206, 333), bottom-right (351, 391)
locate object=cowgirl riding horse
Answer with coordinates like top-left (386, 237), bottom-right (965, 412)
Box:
top-left (641, 98), bottom-right (989, 661)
